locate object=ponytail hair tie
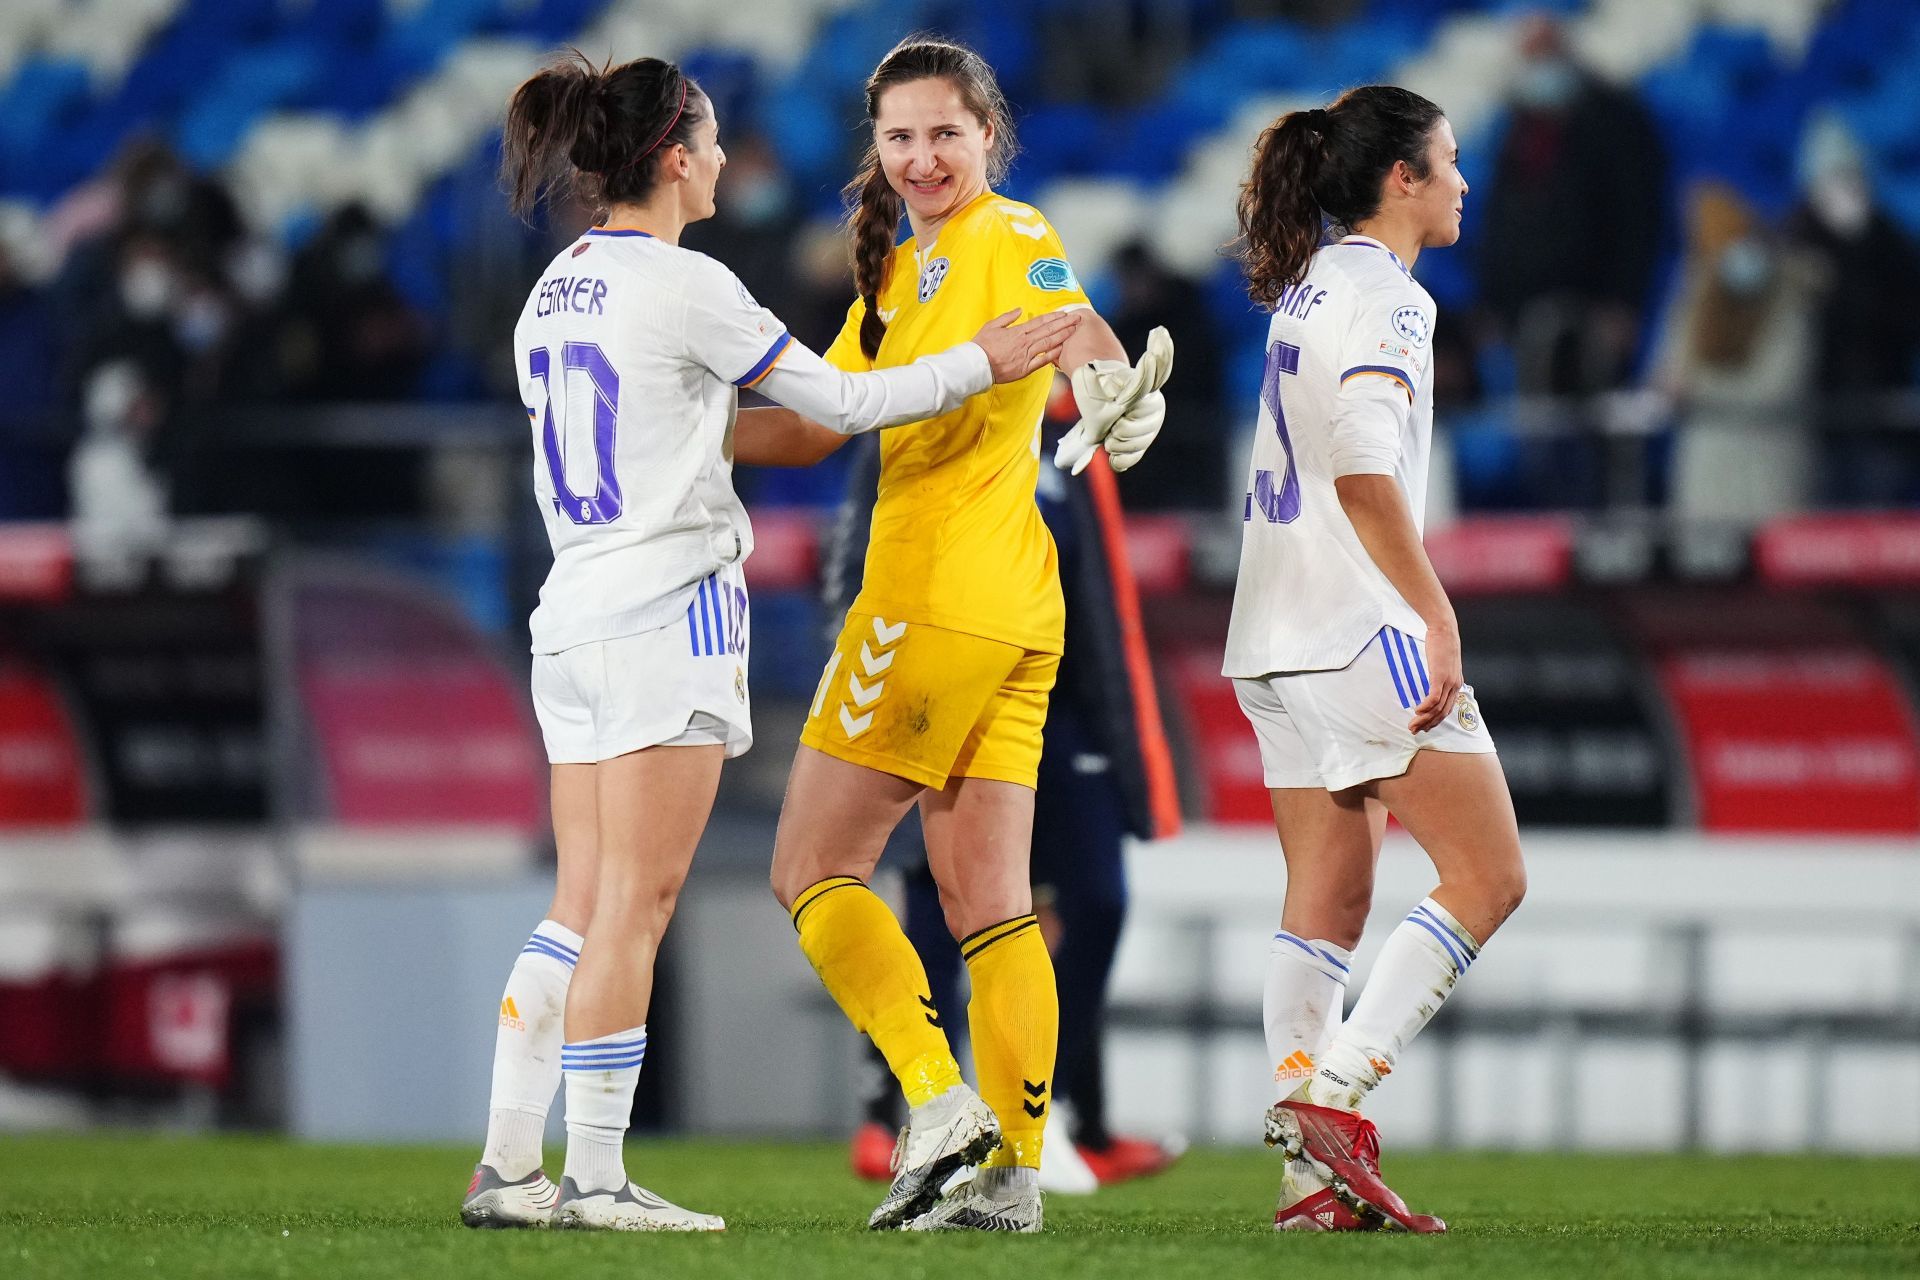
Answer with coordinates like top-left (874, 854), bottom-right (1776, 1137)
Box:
top-left (1302, 107), bottom-right (1329, 132)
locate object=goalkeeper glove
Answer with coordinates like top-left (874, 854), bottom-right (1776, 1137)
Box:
top-left (1053, 326), bottom-right (1175, 475)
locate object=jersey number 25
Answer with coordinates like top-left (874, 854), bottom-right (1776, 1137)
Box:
top-left (531, 342), bottom-right (623, 525)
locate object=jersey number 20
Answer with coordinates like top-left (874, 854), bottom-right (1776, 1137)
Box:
top-left (1250, 339), bottom-right (1302, 524)
top-left (531, 342), bottom-right (622, 525)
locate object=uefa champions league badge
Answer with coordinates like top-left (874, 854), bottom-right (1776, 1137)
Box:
top-left (1456, 686), bottom-right (1480, 731)
top-left (1391, 305), bottom-right (1431, 348)
top-left (918, 256), bottom-right (950, 303)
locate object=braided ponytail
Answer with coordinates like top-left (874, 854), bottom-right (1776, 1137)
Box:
top-left (845, 156), bottom-right (905, 360)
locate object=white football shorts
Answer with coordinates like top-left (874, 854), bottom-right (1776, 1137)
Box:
top-left (1233, 625), bottom-right (1494, 792)
top-left (532, 565), bottom-right (752, 764)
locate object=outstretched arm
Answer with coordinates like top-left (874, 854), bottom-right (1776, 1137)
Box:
top-left (733, 407), bottom-right (850, 468)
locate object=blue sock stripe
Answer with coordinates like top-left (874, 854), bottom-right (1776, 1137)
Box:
top-left (1272, 932), bottom-right (1321, 962)
top-left (528, 932), bottom-right (579, 959)
top-left (1316, 946), bottom-right (1352, 974)
top-left (1405, 912), bottom-right (1470, 971)
top-left (1379, 628), bottom-right (1412, 708)
top-left (521, 939), bottom-right (578, 967)
top-left (561, 1045), bottom-right (648, 1064)
top-left (561, 1036), bottom-right (648, 1055)
top-left (1412, 904), bottom-right (1479, 959)
top-left (562, 1053), bottom-right (646, 1071)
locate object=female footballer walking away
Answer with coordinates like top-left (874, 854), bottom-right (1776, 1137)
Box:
top-left (1227, 85), bottom-right (1526, 1234)
top-left (460, 49), bottom-right (1078, 1234)
top-left (765, 36), bottom-right (1171, 1235)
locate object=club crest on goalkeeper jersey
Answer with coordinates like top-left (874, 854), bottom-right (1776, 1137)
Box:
top-left (824, 190), bottom-right (1091, 655)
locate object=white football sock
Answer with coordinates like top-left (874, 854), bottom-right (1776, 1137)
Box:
top-left (481, 920), bottom-right (581, 1179)
top-left (561, 1025), bottom-right (647, 1193)
top-left (1309, 897), bottom-right (1480, 1111)
top-left (975, 1165), bottom-right (1038, 1200)
top-left (1264, 930), bottom-right (1351, 1101)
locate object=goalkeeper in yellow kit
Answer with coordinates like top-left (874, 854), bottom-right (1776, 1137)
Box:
top-left (761, 36), bottom-right (1171, 1234)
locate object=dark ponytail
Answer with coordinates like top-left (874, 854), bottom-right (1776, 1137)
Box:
top-left (500, 49), bottom-right (709, 222)
top-left (843, 35), bottom-right (1018, 360)
top-left (1238, 85), bottom-right (1445, 306)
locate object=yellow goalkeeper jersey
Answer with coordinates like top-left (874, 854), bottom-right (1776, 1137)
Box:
top-left (824, 189), bottom-right (1090, 654)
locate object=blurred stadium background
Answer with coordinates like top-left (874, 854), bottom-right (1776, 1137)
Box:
top-left (0, 0), bottom-right (1917, 1166)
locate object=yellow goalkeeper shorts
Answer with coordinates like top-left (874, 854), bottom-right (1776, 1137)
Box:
top-left (799, 611), bottom-right (1058, 790)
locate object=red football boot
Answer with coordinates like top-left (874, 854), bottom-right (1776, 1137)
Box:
top-left (1264, 1100), bottom-right (1446, 1234)
top-left (1274, 1185), bottom-right (1384, 1232)
top-left (850, 1120), bottom-right (901, 1183)
top-left (1077, 1134), bottom-right (1179, 1185)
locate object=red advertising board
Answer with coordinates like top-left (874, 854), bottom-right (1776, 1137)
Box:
top-left (1656, 646), bottom-right (1920, 833)
top-left (0, 656), bottom-right (89, 825)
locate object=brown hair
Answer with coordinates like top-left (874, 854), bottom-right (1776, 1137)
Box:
top-left (1683, 182), bottom-right (1773, 369)
top-left (500, 49), bottom-right (709, 222)
top-left (845, 36), bottom-right (1018, 359)
top-left (1237, 85), bottom-right (1445, 306)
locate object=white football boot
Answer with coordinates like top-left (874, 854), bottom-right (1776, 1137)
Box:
top-left (906, 1175), bottom-right (1044, 1233)
top-left (867, 1083), bottom-right (1001, 1229)
top-left (460, 1164), bottom-right (560, 1228)
top-left (553, 1178), bottom-right (725, 1232)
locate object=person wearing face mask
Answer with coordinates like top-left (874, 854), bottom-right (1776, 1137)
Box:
top-left (1476, 13), bottom-right (1667, 396)
top-left (1652, 182), bottom-right (1820, 523)
top-left (766, 35), bottom-right (1170, 1235)
top-left (1785, 114), bottom-right (1920, 505)
top-left (463, 49), bottom-right (1080, 1235)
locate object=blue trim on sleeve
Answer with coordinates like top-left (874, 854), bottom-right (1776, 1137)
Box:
top-left (735, 332), bottom-right (793, 387)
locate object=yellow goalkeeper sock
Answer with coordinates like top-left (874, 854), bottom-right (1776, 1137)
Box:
top-left (962, 914), bottom-right (1058, 1170)
top-left (791, 876), bottom-right (962, 1108)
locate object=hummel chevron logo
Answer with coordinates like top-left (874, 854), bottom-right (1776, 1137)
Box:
top-left (859, 641), bottom-right (894, 676)
top-left (1022, 1079), bottom-right (1047, 1097)
top-left (871, 616), bottom-right (907, 645)
top-left (1022, 1100), bottom-right (1046, 1118)
top-left (919, 995), bottom-right (942, 1028)
top-left (839, 705), bottom-right (873, 739)
top-left (1009, 220), bottom-right (1046, 240)
top-left (847, 673), bottom-right (883, 708)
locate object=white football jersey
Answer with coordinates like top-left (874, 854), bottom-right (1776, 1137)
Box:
top-left (514, 228), bottom-right (783, 655)
top-left (1222, 236), bottom-right (1437, 677)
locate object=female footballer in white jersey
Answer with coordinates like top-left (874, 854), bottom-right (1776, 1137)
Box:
top-left (460, 51), bottom-right (1078, 1233)
top-left (1226, 86), bottom-right (1526, 1233)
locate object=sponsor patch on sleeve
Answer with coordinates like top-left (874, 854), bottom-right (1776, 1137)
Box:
top-left (1027, 257), bottom-right (1079, 293)
top-left (1378, 340), bottom-right (1413, 360)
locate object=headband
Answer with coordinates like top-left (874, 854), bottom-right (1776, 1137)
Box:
top-left (625, 75), bottom-right (688, 170)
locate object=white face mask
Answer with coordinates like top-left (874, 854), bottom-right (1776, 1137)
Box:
top-left (1513, 57), bottom-right (1578, 111)
top-left (120, 257), bottom-right (176, 319)
top-left (1717, 237), bottom-right (1774, 297)
top-left (1810, 172), bottom-right (1871, 237)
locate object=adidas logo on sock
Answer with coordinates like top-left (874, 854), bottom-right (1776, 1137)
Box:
top-left (499, 997), bottom-right (525, 1032)
top-left (1274, 1051), bottom-right (1315, 1082)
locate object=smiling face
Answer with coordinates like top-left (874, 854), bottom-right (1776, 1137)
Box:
top-left (873, 77), bottom-right (994, 229)
top-left (1407, 116), bottom-right (1467, 247)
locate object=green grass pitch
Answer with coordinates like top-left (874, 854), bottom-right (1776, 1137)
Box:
top-left (1, 1134), bottom-right (1913, 1279)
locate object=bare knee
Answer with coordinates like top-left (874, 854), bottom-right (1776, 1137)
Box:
top-left (1438, 849), bottom-right (1526, 940)
top-left (1282, 871), bottom-right (1375, 950)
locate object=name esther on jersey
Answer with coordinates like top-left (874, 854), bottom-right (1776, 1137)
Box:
top-left (536, 274), bottom-right (608, 317)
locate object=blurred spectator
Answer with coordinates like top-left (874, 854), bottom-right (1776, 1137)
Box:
top-left (1104, 239), bottom-right (1224, 508)
top-left (681, 134), bottom-right (802, 323)
top-left (69, 360), bottom-right (168, 549)
top-left (1651, 184), bottom-right (1818, 524)
top-left (1476, 13), bottom-right (1667, 395)
top-left (1784, 115), bottom-right (1920, 506)
top-left (1785, 114), bottom-right (1920, 395)
top-left (281, 204), bottom-right (430, 400)
top-left (0, 242), bottom-right (62, 519)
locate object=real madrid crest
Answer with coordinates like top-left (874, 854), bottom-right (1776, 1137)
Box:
top-left (918, 255), bottom-right (950, 303)
top-left (735, 667), bottom-right (747, 703)
top-left (1455, 685), bottom-right (1480, 731)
